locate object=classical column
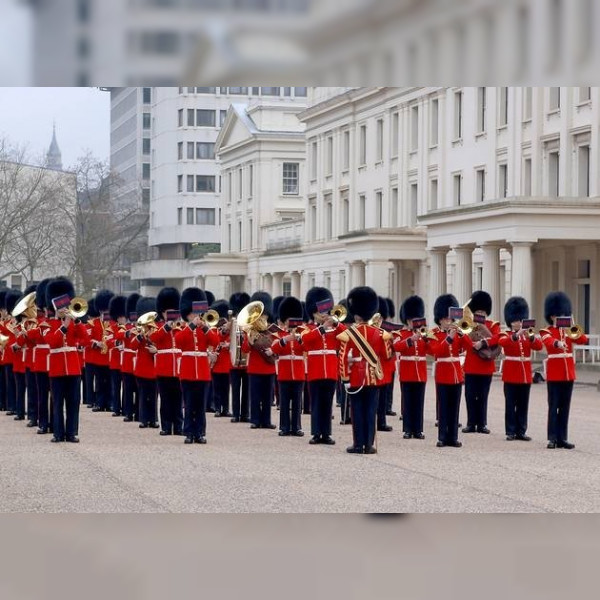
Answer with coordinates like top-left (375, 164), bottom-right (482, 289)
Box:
top-left (349, 261), bottom-right (365, 288)
top-left (272, 272), bottom-right (284, 296)
top-left (510, 242), bottom-right (534, 305)
top-left (365, 260), bottom-right (391, 294)
top-left (262, 273), bottom-right (273, 295)
top-left (290, 271), bottom-right (301, 298)
top-left (481, 243), bottom-right (501, 320)
top-left (453, 245), bottom-right (474, 306)
top-left (429, 248), bottom-right (448, 301)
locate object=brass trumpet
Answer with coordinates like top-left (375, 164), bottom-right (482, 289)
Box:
top-left (201, 309), bottom-right (220, 328)
top-left (418, 326), bottom-right (437, 340)
top-left (68, 297), bottom-right (88, 319)
top-left (330, 304), bottom-right (347, 324)
top-left (566, 324), bottom-right (584, 340)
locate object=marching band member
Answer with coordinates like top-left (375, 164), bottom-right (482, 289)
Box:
top-left (175, 287), bottom-right (219, 444)
top-left (89, 289), bottom-right (114, 412)
top-left (6, 290), bottom-right (26, 422)
top-left (18, 284), bottom-right (39, 428)
top-left (337, 286), bottom-right (390, 455)
top-left (82, 298), bottom-right (99, 408)
top-left (270, 296), bottom-right (305, 437)
top-left (463, 291), bottom-right (501, 435)
top-left (375, 296), bottom-right (394, 433)
top-left (497, 297), bottom-right (542, 442)
top-left (117, 293), bottom-right (140, 422)
top-left (150, 287), bottom-right (184, 437)
top-left (241, 291), bottom-right (277, 430)
top-left (0, 289), bottom-right (8, 412)
top-left (210, 299), bottom-right (233, 418)
top-left (301, 287), bottom-right (344, 446)
top-left (107, 295), bottom-right (127, 418)
top-left (540, 292), bottom-right (588, 449)
top-left (393, 295), bottom-right (430, 440)
top-left (45, 277), bottom-right (91, 443)
top-left (336, 298), bottom-right (353, 425)
top-left (0, 291), bottom-right (20, 418)
top-left (130, 296), bottom-right (159, 430)
top-left (430, 294), bottom-right (473, 448)
top-left (384, 297), bottom-right (398, 417)
top-left (301, 300), bottom-right (311, 416)
top-left (229, 292), bottom-right (250, 423)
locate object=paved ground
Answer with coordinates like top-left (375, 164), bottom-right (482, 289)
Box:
top-left (1, 375), bottom-right (599, 513)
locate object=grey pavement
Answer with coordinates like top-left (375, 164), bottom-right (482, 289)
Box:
top-left (1, 377), bottom-right (600, 513)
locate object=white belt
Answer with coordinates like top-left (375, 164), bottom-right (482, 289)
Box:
top-left (548, 353), bottom-right (573, 359)
top-left (156, 349), bottom-right (182, 355)
top-left (181, 351), bottom-right (207, 357)
top-left (122, 348), bottom-right (136, 354)
top-left (503, 356), bottom-right (531, 362)
top-left (278, 355), bottom-right (305, 361)
top-left (36, 345), bottom-right (50, 350)
top-left (50, 347), bottom-right (78, 354)
top-left (437, 357), bottom-right (461, 363)
top-left (307, 350), bottom-right (337, 356)
top-left (400, 356), bottom-right (427, 362)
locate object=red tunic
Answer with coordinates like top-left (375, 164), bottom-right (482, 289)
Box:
top-left (87, 319), bottom-right (110, 366)
top-left (212, 329), bottom-right (232, 374)
top-left (271, 332), bottom-right (306, 382)
top-left (0, 320), bottom-right (16, 366)
top-left (46, 320), bottom-right (91, 377)
top-left (300, 322), bottom-right (344, 381)
top-left (241, 331), bottom-right (277, 376)
top-left (150, 324), bottom-right (182, 378)
top-left (497, 330), bottom-right (543, 384)
top-left (107, 322), bottom-right (122, 370)
top-left (463, 319), bottom-right (501, 375)
top-left (175, 324), bottom-right (219, 381)
top-left (540, 326), bottom-right (588, 382)
top-left (24, 317), bottom-right (51, 373)
top-left (393, 330), bottom-right (431, 383)
top-left (129, 334), bottom-right (156, 380)
top-left (429, 328), bottom-right (472, 385)
top-left (115, 325), bottom-right (137, 374)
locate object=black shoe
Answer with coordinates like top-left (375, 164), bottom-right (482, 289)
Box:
top-left (138, 423), bottom-right (148, 429)
top-left (123, 416), bottom-right (133, 422)
top-left (250, 424), bottom-right (259, 429)
top-left (506, 434), bottom-right (516, 441)
top-left (403, 432), bottom-right (412, 439)
top-left (206, 407), bottom-right (216, 413)
top-left (14, 416), bottom-right (24, 421)
top-left (37, 427), bottom-right (48, 435)
top-left (321, 436), bottom-right (335, 445)
top-left (26, 420), bottom-right (37, 427)
top-left (112, 412), bottom-right (121, 417)
top-left (414, 432), bottom-right (425, 440)
top-left (184, 436), bottom-right (194, 444)
top-left (462, 425), bottom-right (476, 433)
top-left (196, 436), bottom-right (207, 444)
top-left (279, 431), bottom-right (290, 436)
top-left (435, 420), bottom-right (438, 427)
top-left (449, 441), bottom-right (462, 448)
top-left (50, 436), bottom-right (63, 443)
top-left (86, 404), bottom-right (94, 408)
top-left (270, 400), bottom-right (276, 407)
top-left (6, 411), bottom-right (15, 416)
top-left (221, 411), bottom-right (232, 418)
top-left (159, 431), bottom-right (171, 436)
top-left (386, 410), bottom-right (397, 417)
top-left (364, 446), bottom-right (377, 454)
top-left (436, 441), bottom-right (446, 447)
top-left (230, 417), bottom-right (240, 423)
top-left (264, 424), bottom-right (277, 430)
top-left (92, 407), bottom-right (103, 412)
top-left (516, 434), bottom-right (531, 441)
top-left (66, 436), bottom-right (79, 443)
top-left (547, 441), bottom-right (557, 449)
top-left (292, 430), bottom-right (305, 437)
top-left (335, 403), bottom-right (341, 408)
top-left (558, 441), bottom-right (575, 449)
top-left (240, 417), bottom-right (250, 422)
top-left (302, 410), bottom-right (311, 415)
top-left (309, 436), bottom-right (321, 445)
top-left (174, 431), bottom-right (184, 436)
top-left (477, 426), bottom-right (491, 434)
top-left (346, 446), bottom-right (363, 454)
top-left (214, 412), bottom-right (223, 417)
top-left (378, 425), bottom-right (393, 432)
top-left (148, 422), bottom-right (159, 428)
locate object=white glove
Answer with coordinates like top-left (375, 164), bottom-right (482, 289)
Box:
top-left (343, 382), bottom-right (352, 392)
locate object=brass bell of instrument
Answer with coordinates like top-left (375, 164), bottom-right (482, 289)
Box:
top-left (68, 297), bottom-right (89, 319)
top-left (0, 333), bottom-right (9, 350)
top-left (11, 291), bottom-right (37, 319)
top-left (368, 312), bottom-right (382, 327)
top-left (237, 301), bottom-right (265, 330)
top-left (202, 309), bottom-right (220, 327)
top-left (330, 304), bottom-right (348, 323)
top-left (137, 311), bottom-right (158, 330)
top-left (566, 324), bottom-right (584, 340)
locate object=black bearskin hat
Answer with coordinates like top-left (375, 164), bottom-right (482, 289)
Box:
top-left (504, 296), bottom-right (529, 327)
top-left (250, 291), bottom-right (273, 316)
top-left (273, 296), bottom-right (284, 321)
top-left (180, 287), bottom-right (207, 320)
top-left (305, 286), bottom-right (334, 318)
top-left (229, 292), bottom-right (250, 315)
top-left (205, 290), bottom-right (215, 306)
top-left (386, 298), bottom-right (395, 320)
top-left (338, 297), bottom-right (355, 324)
top-left (5, 290), bottom-right (21, 315)
top-left (278, 296), bottom-right (303, 323)
top-left (23, 283), bottom-right (37, 295)
top-left (544, 291), bottom-right (572, 325)
top-left (211, 299), bottom-right (231, 319)
top-left (95, 289), bottom-right (114, 313)
top-left (301, 300), bottom-right (310, 323)
top-left (136, 296), bottom-right (156, 317)
top-left (35, 278), bottom-right (52, 310)
top-left (126, 293), bottom-right (141, 320)
top-left (109, 295), bottom-right (127, 321)
top-left (434, 293), bottom-right (459, 326)
top-left (347, 286), bottom-right (379, 321)
top-left (401, 295), bottom-right (425, 324)
top-left (46, 277), bottom-right (75, 310)
top-left (378, 296), bottom-right (389, 320)
top-left (156, 287), bottom-right (181, 316)
top-left (468, 290), bottom-right (492, 315)
top-left (87, 298), bottom-right (99, 318)
top-left (0, 288), bottom-right (9, 311)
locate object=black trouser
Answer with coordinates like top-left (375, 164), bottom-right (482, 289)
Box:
top-left (83, 364), bottom-right (95, 407)
top-left (464, 374), bottom-right (492, 428)
top-left (308, 379), bottom-right (336, 438)
top-left (4, 364), bottom-right (15, 413)
top-left (26, 368), bottom-right (38, 423)
top-left (386, 374), bottom-right (395, 413)
top-left (249, 373), bottom-right (275, 427)
top-left (401, 381), bottom-right (426, 435)
top-left (14, 371), bottom-right (26, 419)
top-left (122, 372), bottom-right (137, 420)
top-left (110, 369), bottom-right (122, 414)
top-left (338, 379), bottom-right (351, 424)
top-left (51, 375), bottom-right (81, 440)
top-left (137, 377), bottom-right (157, 425)
top-left (205, 378), bottom-right (215, 412)
top-left (504, 382), bottom-right (531, 436)
top-left (303, 380), bottom-right (311, 414)
top-left (93, 364), bottom-right (111, 410)
top-left (0, 365), bottom-right (5, 410)
top-left (230, 368), bottom-right (248, 420)
top-left (349, 386), bottom-right (378, 450)
top-left (547, 380), bottom-right (574, 443)
top-left (278, 380), bottom-right (303, 433)
top-left (36, 371), bottom-right (50, 430)
top-left (212, 372), bottom-right (230, 415)
top-left (437, 383), bottom-right (461, 444)
top-left (182, 380), bottom-right (208, 439)
top-left (157, 376), bottom-right (183, 434)
top-left (376, 383), bottom-right (391, 428)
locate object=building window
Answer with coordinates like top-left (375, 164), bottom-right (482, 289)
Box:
top-left (228, 87), bottom-right (248, 95)
top-left (375, 191), bottom-right (383, 227)
top-left (248, 218), bottom-right (253, 249)
top-left (187, 142), bottom-right (194, 159)
top-left (523, 158), bottom-right (532, 196)
top-left (196, 175), bottom-right (216, 193)
top-left (498, 87), bottom-right (508, 127)
top-left (548, 151), bottom-right (559, 196)
top-left (237, 220), bottom-right (241, 250)
top-left (326, 136), bottom-right (333, 175)
top-left (238, 169), bottom-right (243, 199)
top-left (77, 0), bottom-right (90, 23)
top-left (454, 90), bottom-right (462, 139)
top-left (498, 164), bottom-right (508, 198)
top-left (309, 202), bottom-right (317, 241)
top-left (453, 174), bottom-right (462, 205)
top-left (196, 87), bottom-right (216, 93)
top-left (142, 163), bottom-right (150, 180)
top-left (187, 175), bottom-right (194, 192)
top-left (523, 87), bottom-right (532, 121)
top-left (579, 87), bottom-right (591, 103)
top-left (196, 142), bottom-right (214, 159)
top-left (142, 188), bottom-right (150, 207)
top-left (187, 208), bottom-right (194, 225)
top-left (409, 184), bottom-right (418, 226)
top-left (283, 87), bottom-right (292, 96)
top-left (342, 193), bottom-right (350, 234)
top-left (178, 109), bottom-right (183, 127)
top-left (342, 130), bottom-right (350, 171)
top-left (177, 208), bottom-right (182, 225)
top-left (294, 87), bottom-right (307, 97)
top-left (359, 124), bottom-right (367, 165)
top-left (177, 142), bottom-right (183, 160)
top-left (143, 112), bottom-right (151, 129)
top-left (248, 164), bottom-right (253, 197)
top-left (578, 145), bottom-right (590, 196)
top-left (177, 175), bottom-right (182, 193)
top-left (376, 118), bottom-right (384, 161)
top-left (220, 110), bottom-right (227, 127)
top-left (143, 87), bottom-right (151, 104)
top-left (358, 194), bottom-right (366, 229)
top-left (187, 109), bottom-right (195, 126)
top-left (310, 141), bottom-right (317, 180)
top-left (261, 87), bottom-right (280, 96)
top-left (220, 87), bottom-right (228, 94)
top-left (227, 172), bottom-right (232, 201)
top-left (391, 112), bottom-right (399, 157)
top-left (476, 168), bottom-right (485, 202)
top-left (477, 87), bottom-right (486, 133)
top-left (410, 106), bottom-right (419, 151)
top-left (325, 195), bottom-right (333, 240)
top-left (227, 224), bottom-right (231, 252)
top-left (283, 162), bottom-right (299, 195)
top-left (391, 187), bottom-right (398, 226)
top-left (429, 178), bottom-right (438, 211)
top-left (549, 87), bottom-right (561, 111)
top-left (430, 98), bottom-right (439, 146)
top-left (196, 208), bottom-right (215, 225)
top-left (196, 109), bottom-right (216, 127)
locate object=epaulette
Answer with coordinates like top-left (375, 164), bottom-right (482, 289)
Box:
top-left (539, 328), bottom-right (551, 337)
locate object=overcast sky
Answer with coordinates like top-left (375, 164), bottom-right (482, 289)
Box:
top-left (0, 87), bottom-right (110, 168)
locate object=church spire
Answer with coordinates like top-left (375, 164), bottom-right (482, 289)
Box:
top-left (46, 122), bottom-right (63, 170)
